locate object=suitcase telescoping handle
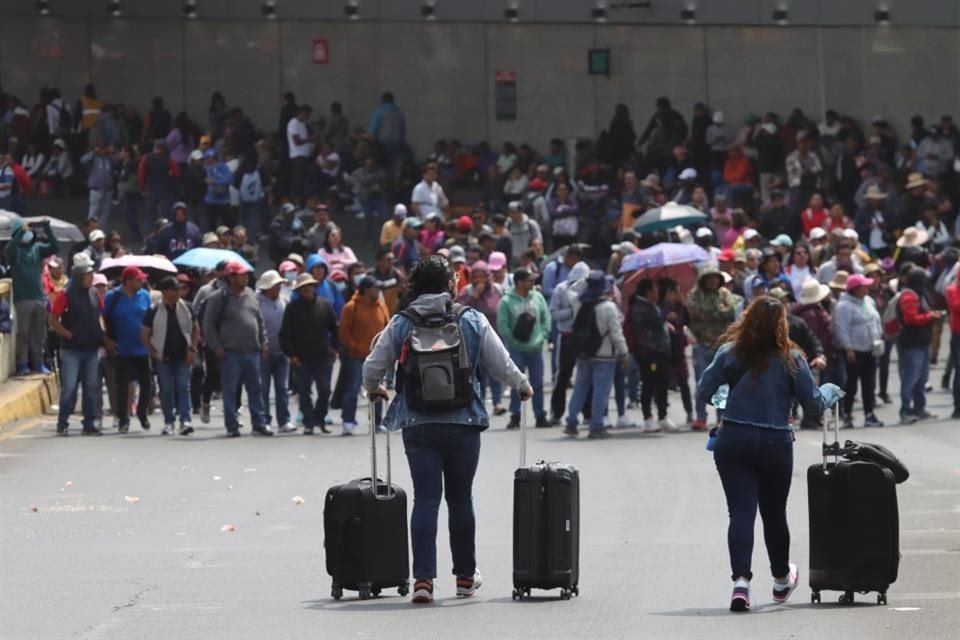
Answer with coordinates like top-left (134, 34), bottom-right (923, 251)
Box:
top-left (369, 399), bottom-right (395, 500)
top-left (519, 400), bottom-right (528, 468)
top-left (821, 403), bottom-right (842, 471)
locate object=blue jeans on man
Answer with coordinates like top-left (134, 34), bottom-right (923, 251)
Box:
top-left (58, 348), bottom-right (99, 431)
top-left (508, 349), bottom-right (545, 419)
top-left (692, 344), bottom-right (718, 422)
top-left (402, 424), bottom-right (482, 579)
top-left (898, 345), bottom-right (930, 419)
top-left (155, 359), bottom-right (192, 426)
top-left (261, 353), bottom-right (290, 427)
top-left (565, 359), bottom-right (616, 433)
top-left (220, 350), bottom-right (267, 432)
top-left (295, 359), bottom-right (334, 429)
top-left (362, 198), bottom-right (387, 246)
top-left (339, 356), bottom-right (365, 426)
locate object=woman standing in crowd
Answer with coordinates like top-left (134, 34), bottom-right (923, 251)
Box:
top-left (697, 297), bottom-right (842, 612)
top-left (832, 273), bottom-right (884, 428)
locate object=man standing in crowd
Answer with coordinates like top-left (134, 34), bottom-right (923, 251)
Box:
top-left (687, 266), bottom-right (738, 430)
top-left (361, 254), bottom-right (530, 604)
top-left (563, 271), bottom-right (630, 439)
top-left (497, 268), bottom-right (551, 429)
top-left (896, 267), bottom-right (942, 424)
top-left (392, 217), bottom-right (423, 276)
top-left (548, 261), bottom-right (590, 424)
top-left (629, 279), bottom-right (677, 433)
top-left (369, 91), bottom-right (406, 162)
top-left (81, 141), bottom-right (116, 225)
top-left (338, 276), bottom-right (390, 433)
top-left (48, 262), bottom-right (103, 436)
top-left (203, 261), bottom-right (272, 437)
top-left (138, 140), bottom-right (180, 230)
top-left (281, 273), bottom-right (340, 435)
top-left (370, 247), bottom-right (404, 315)
top-left (142, 276), bottom-right (199, 436)
top-left (287, 104), bottom-right (316, 204)
top-left (256, 270), bottom-right (295, 434)
top-left (104, 267), bottom-right (153, 433)
top-left (410, 162), bottom-right (447, 218)
top-left (203, 150), bottom-right (234, 231)
top-left (7, 218), bottom-right (58, 375)
top-left (156, 202), bottom-right (202, 260)
top-left (506, 201), bottom-right (542, 265)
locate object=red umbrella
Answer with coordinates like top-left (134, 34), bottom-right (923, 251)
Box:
top-left (620, 264), bottom-right (699, 310)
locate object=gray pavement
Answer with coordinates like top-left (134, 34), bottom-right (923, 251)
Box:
top-left (1, 357), bottom-right (959, 640)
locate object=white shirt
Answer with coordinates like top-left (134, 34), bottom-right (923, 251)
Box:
top-left (286, 117), bottom-right (314, 159)
top-left (318, 151), bottom-right (341, 178)
top-left (411, 179), bottom-right (446, 217)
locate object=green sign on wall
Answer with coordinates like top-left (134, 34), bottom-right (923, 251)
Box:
top-left (588, 48), bottom-right (610, 76)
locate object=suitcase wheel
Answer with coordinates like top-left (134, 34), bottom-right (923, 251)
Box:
top-left (358, 587), bottom-right (372, 600)
top-left (560, 589), bottom-right (572, 601)
top-left (810, 591), bottom-right (821, 604)
top-left (331, 584), bottom-right (343, 600)
top-left (839, 591), bottom-right (854, 606)
top-left (877, 593), bottom-right (887, 606)
top-left (398, 583), bottom-right (409, 597)
top-left (512, 587), bottom-right (530, 601)
top-left (371, 587), bottom-right (381, 597)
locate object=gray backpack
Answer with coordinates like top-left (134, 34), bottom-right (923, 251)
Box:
top-left (396, 304), bottom-right (474, 412)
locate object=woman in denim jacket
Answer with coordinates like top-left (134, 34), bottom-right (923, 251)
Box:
top-left (697, 296), bottom-right (842, 612)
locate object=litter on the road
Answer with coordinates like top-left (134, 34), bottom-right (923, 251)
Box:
top-left (29, 505), bottom-right (38, 512)
top-left (212, 475), bottom-right (222, 481)
top-left (220, 524), bottom-right (237, 532)
top-left (124, 496), bottom-right (140, 504)
top-left (64, 480), bottom-right (73, 488)
top-left (292, 496), bottom-right (304, 505)
top-left (243, 468), bottom-right (257, 473)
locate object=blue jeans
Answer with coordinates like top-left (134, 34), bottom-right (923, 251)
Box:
top-left (155, 359), bottom-right (191, 426)
top-left (508, 349), bottom-right (545, 418)
top-left (693, 344), bottom-right (717, 421)
top-left (339, 356), bottom-right (364, 425)
top-left (614, 357), bottom-right (641, 415)
top-left (480, 367), bottom-right (503, 407)
top-left (402, 424), bottom-right (482, 579)
top-left (362, 198), bottom-right (387, 245)
top-left (123, 192), bottom-right (143, 240)
top-left (713, 423), bottom-right (794, 581)
top-left (58, 348), bottom-right (99, 430)
top-left (898, 346), bottom-right (930, 417)
top-left (565, 359), bottom-right (616, 432)
top-left (220, 350), bottom-right (267, 430)
top-left (144, 192), bottom-right (172, 231)
top-left (295, 359), bottom-right (333, 428)
top-left (261, 353), bottom-right (290, 426)
top-left (88, 188), bottom-right (113, 226)
top-left (239, 201), bottom-right (262, 238)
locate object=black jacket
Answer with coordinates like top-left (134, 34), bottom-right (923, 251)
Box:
top-left (629, 296), bottom-right (670, 355)
top-left (279, 295), bottom-right (339, 363)
top-left (787, 314), bottom-right (824, 361)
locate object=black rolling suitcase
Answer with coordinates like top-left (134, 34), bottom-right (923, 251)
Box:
top-left (324, 402), bottom-right (409, 600)
top-left (513, 406), bottom-right (580, 600)
top-left (807, 406), bottom-right (900, 606)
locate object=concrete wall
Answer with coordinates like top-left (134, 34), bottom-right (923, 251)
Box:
top-left (3, 16), bottom-right (960, 155)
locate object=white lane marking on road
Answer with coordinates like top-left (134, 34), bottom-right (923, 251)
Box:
top-left (892, 592), bottom-right (960, 600)
top-left (890, 607), bottom-right (922, 611)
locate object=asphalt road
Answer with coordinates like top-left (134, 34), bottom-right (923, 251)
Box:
top-left (1, 356), bottom-right (959, 640)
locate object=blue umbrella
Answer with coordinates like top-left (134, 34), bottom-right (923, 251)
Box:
top-left (173, 247), bottom-right (253, 272)
top-left (619, 242), bottom-right (709, 274)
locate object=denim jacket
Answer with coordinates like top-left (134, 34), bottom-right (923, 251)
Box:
top-left (362, 292), bottom-right (528, 431)
top-left (696, 342), bottom-right (830, 430)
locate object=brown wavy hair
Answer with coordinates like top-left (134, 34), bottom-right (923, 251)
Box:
top-left (718, 296), bottom-right (798, 376)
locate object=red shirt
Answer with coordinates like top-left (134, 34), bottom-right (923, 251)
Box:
top-left (946, 283), bottom-right (960, 334)
top-left (801, 208), bottom-right (827, 237)
top-left (899, 290), bottom-right (935, 328)
top-left (51, 288), bottom-right (104, 316)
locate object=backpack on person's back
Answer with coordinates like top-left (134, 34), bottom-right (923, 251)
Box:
top-left (396, 304), bottom-right (474, 413)
top-left (572, 301), bottom-right (604, 359)
top-left (881, 291), bottom-right (903, 340)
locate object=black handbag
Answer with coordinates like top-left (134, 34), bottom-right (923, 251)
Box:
top-left (512, 311), bottom-right (536, 342)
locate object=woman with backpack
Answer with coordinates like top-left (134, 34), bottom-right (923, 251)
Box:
top-left (697, 296), bottom-right (842, 612)
top-left (362, 255), bottom-right (532, 604)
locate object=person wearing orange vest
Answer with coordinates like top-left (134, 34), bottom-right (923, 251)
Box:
top-left (78, 83), bottom-right (103, 132)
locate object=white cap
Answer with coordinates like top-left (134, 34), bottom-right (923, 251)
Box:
top-left (89, 229), bottom-right (105, 242)
top-left (695, 227), bottom-right (713, 238)
top-left (712, 111), bottom-right (725, 125)
top-left (809, 227), bottom-right (828, 240)
top-left (843, 228), bottom-right (860, 240)
top-left (743, 229), bottom-right (759, 240)
top-left (393, 203), bottom-right (408, 217)
top-left (678, 168), bottom-right (698, 181)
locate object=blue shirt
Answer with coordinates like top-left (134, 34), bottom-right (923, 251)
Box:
top-left (104, 287), bottom-right (151, 356)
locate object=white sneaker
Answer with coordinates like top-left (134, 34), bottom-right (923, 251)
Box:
top-left (342, 422), bottom-right (357, 436)
top-left (616, 415), bottom-right (636, 429)
top-left (376, 424), bottom-right (387, 433)
top-left (659, 417), bottom-right (680, 432)
top-left (643, 418), bottom-right (661, 433)
top-left (730, 578), bottom-right (752, 612)
top-left (773, 562), bottom-right (799, 603)
top-left (277, 422), bottom-right (297, 434)
top-left (603, 415), bottom-right (613, 428)
top-left (456, 571), bottom-right (482, 597)
top-left (161, 423), bottom-right (174, 436)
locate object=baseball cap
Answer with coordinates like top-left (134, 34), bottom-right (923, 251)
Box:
top-left (771, 234), bottom-right (794, 247)
top-left (488, 251), bottom-right (508, 271)
top-left (457, 215), bottom-right (473, 233)
top-left (393, 204), bottom-right (408, 219)
top-left (216, 225), bottom-right (231, 236)
top-left (809, 227), bottom-right (828, 240)
top-left (695, 227), bottom-right (713, 239)
top-left (718, 249), bottom-right (736, 263)
top-left (281, 202), bottom-right (297, 214)
top-left (171, 201), bottom-right (187, 212)
top-left (449, 246), bottom-right (467, 263)
top-left (92, 273), bottom-right (109, 287)
top-left (679, 168), bottom-right (698, 181)
top-left (278, 260), bottom-right (297, 273)
top-left (403, 217), bottom-right (423, 230)
top-left (742, 229), bottom-right (759, 241)
top-left (202, 232), bottom-right (219, 245)
top-left (610, 241), bottom-right (637, 255)
top-left (507, 201), bottom-right (523, 211)
top-left (845, 274), bottom-right (874, 291)
top-left (529, 178), bottom-right (547, 191)
top-left (224, 261), bottom-right (250, 276)
top-left (89, 230), bottom-right (105, 242)
top-left (121, 266), bottom-right (147, 281)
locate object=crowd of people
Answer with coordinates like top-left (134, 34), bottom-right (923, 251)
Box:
top-left (1, 84), bottom-right (960, 438)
